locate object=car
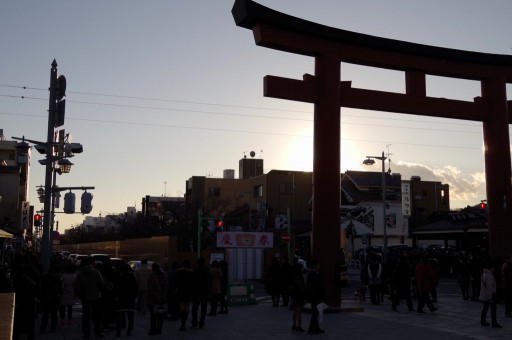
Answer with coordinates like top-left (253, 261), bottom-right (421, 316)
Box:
top-left (68, 253), bottom-right (78, 263)
top-left (128, 260), bottom-right (154, 271)
top-left (90, 254), bottom-right (111, 269)
top-left (75, 254), bottom-right (91, 268)
top-left (110, 257), bottom-right (127, 271)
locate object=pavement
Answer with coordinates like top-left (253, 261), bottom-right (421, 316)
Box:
top-left (29, 268), bottom-right (512, 340)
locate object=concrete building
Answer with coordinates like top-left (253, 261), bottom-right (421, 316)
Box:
top-left (0, 129), bottom-right (31, 237)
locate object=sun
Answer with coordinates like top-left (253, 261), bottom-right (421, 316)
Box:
top-left (286, 128), bottom-right (313, 171)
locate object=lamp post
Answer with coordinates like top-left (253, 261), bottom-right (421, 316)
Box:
top-left (363, 151), bottom-right (388, 263)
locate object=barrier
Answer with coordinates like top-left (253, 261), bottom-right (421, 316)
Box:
top-left (227, 282), bottom-right (256, 305)
top-left (0, 293), bottom-right (15, 340)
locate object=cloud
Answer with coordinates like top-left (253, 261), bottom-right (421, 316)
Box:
top-left (391, 161), bottom-right (486, 208)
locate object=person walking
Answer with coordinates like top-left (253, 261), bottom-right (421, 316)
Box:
top-left (209, 260), bottom-right (222, 316)
top-left (266, 257), bottom-right (281, 307)
top-left (391, 254), bottom-right (414, 312)
top-left (74, 256), bottom-right (106, 339)
top-left (176, 259), bottom-right (196, 331)
top-left (501, 254), bottom-right (512, 318)
top-left (480, 263), bottom-right (502, 328)
top-left (191, 257), bottom-right (211, 329)
top-left (59, 262), bottom-right (76, 325)
top-left (113, 263), bottom-right (138, 337)
top-left (147, 262), bottom-right (167, 335)
top-left (367, 255), bottom-right (383, 305)
top-left (415, 255), bottom-right (438, 314)
top-left (39, 261), bottom-right (61, 334)
top-left (279, 257), bottom-right (293, 307)
top-left (218, 260), bottom-right (229, 314)
top-left (166, 261), bottom-right (180, 320)
top-left (290, 263), bottom-right (306, 332)
top-left (305, 260), bottom-right (325, 335)
top-left (134, 259), bottom-right (152, 315)
top-left (12, 253), bottom-right (38, 340)
top-left (454, 254), bottom-right (471, 300)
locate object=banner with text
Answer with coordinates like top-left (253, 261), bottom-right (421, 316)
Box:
top-left (216, 232), bottom-right (273, 248)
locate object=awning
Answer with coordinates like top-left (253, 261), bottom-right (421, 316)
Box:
top-left (0, 229), bottom-right (14, 238)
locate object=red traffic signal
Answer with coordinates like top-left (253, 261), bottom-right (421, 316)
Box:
top-left (34, 214), bottom-right (42, 226)
top-left (479, 202), bottom-right (487, 210)
top-left (216, 219), bottom-right (224, 232)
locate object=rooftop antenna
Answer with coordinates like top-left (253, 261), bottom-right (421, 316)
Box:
top-left (386, 144), bottom-right (393, 174)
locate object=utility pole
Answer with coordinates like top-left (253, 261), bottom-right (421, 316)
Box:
top-left (41, 60), bottom-right (58, 272)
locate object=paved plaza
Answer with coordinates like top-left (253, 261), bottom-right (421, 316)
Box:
top-left (31, 270), bottom-right (511, 340)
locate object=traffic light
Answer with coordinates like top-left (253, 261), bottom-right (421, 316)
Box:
top-left (479, 201), bottom-right (487, 211)
top-left (34, 213), bottom-right (42, 227)
top-left (81, 191), bottom-right (93, 214)
top-left (64, 191), bottom-right (76, 214)
top-left (216, 218), bottom-right (224, 232)
top-left (54, 75), bottom-right (66, 127)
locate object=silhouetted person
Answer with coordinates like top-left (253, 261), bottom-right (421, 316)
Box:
top-left (39, 261), bottom-right (61, 334)
top-left (12, 254), bottom-right (38, 340)
top-left (209, 260), bottom-right (222, 316)
top-left (290, 263), bottom-right (306, 332)
top-left (176, 259), bottom-right (196, 331)
top-left (75, 256), bottom-right (105, 339)
top-left (166, 261), bottom-right (180, 320)
top-left (266, 257), bottom-right (281, 307)
top-left (415, 255), bottom-right (438, 314)
top-left (59, 262), bottom-right (76, 324)
top-left (147, 262), bottom-right (167, 335)
top-left (134, 259), bottom-right (152, 315)
top-left (480, 263), bottom-right (502, 328)
top-left (191, 257), bottom-right (211, 329)
top-left (391, 255), bottom-right (414, 312)
top-left (218, 260), bottom-right (229, 314)
top-left (306, 260), bottom-right (325, 334)
top-left (114, 263), bottom-right (138, 337)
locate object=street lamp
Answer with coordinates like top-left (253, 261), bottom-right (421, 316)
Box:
top-left (57, 158), bottom-right (73, 174)
top-left (363, 151), bottom-right (388, 263)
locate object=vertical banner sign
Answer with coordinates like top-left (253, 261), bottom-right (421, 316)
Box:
top-left (401, 181), bottom-right (411, 217)
top-left (21, 201), bottom-right (30, 230)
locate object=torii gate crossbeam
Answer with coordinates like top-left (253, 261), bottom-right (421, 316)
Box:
top-left (233, 0), bottom-right (512, 308)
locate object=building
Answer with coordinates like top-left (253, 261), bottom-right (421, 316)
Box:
top-left (409, 176), bottom-right (450, 232)
top-left (0, 130), bottom-right (32, 237)
top-left (340, 170), bottom-right (408, 255)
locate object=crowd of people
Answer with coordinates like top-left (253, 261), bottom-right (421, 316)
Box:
top-left (355, 248), bottom-right (512, 329)
top-left (0, 251), bottom-right (231, 339)
top-left (2, 248), bottom-right (512, 338)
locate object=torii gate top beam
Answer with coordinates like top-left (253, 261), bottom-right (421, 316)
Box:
top-left (232, 0), bottom-right (512, 80)
top-left (232, 0), bottom-right (512, 122)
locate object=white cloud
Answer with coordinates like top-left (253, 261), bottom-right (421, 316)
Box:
top-left (391, 161), bottom-right (486, 209)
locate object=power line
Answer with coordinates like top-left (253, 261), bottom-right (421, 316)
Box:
top-left (0, 110), bottom-right (481, 150)
top-left (0, 93), bottom-right (483, 133)
top-left (0, 83), bottom-right (484, 127)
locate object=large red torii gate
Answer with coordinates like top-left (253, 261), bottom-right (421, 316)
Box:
top-left (233, 0), bottom-right (512, 307)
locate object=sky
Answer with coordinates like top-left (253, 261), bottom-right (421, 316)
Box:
top-left (2, 0), bottom-right (512, 231)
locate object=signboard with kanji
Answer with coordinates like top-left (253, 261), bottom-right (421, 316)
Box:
top-left (216, 232), bottom-right (273, 248)
top-left (21, 201), bottom-right (30, 230)
top-left (401, 181), bottom-right (411, 217)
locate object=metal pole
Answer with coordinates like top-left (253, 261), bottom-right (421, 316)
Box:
top-left (41, 60), bottom-right (57, 272)
top-left (287, 207), bottom-right (292, 263)
top-left (197, 209), bottom-right (202, 259)
top-left (248, 190), bottom-right (252, 231)
top-left (381, 151), bottom-right (387, 263)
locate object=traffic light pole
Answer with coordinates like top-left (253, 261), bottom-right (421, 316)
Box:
top-left (41, 60), bottom-right (58, 273)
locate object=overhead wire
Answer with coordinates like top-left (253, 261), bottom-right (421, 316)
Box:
top-left (0, 83), bottom-right (486, 150)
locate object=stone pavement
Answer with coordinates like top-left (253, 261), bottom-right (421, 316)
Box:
top-left (32, 277), bottom-right (512, 340)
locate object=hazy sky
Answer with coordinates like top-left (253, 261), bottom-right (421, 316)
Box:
top-left (2, 0), bottom-right (511, 231)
